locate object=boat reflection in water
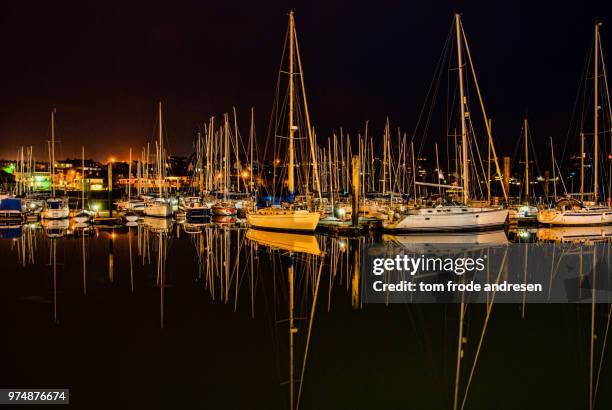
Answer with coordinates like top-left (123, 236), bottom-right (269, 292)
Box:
top-left (140, 217), bottom-right (171, 328)
top-left (536, 225), bottom-right (612, 243)
top-left (4, 221), bottom-right (612, 409)
top-left (246, 228), bottom-right (325, 409)
top-left (383, 229), bottom-right (508, 254)
top-left (0, 223), bottom-right (23, 239)
top-left (246, 229), bottom-right (322, 256)
top-left (211, 215), bottom-right (237, 226)
top-left (41, 218), bottom-right (70, 239)
top-left (142, 216), bottom-right (174, 233)
top-left (385, 230), bottom-right (508, 245)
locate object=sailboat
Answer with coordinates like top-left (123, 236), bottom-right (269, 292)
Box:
top-left (211, 114), bottom-right (238, 216)
top-left (143, 102), bottom-right (173, 218)
top-left (383, 14), bottom-right (508, 232)
top-left (538, 22), bottom-right (612, 226)
top-left (116, 148), bottom-right (145, 214)
top-left (122, 148), bottom-right (140, 222)
top-left (42, 109), bottom-right (70, 220)
top-left (180, 129), bottom-right (212, 219)
top-left (508, 118), bottom-right (538, 223)
top-left (246, 11), bottom-right (322, 232)
top-left (74, 146), bottom-right (93, 223)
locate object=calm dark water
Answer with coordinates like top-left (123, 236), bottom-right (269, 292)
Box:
top-left (0, 221), bottom-right (610, 409)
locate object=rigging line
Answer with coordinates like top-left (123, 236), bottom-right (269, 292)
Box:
top-left (460, 248), bottom-right (509, 410)
top-left (293, 22), bottom-right (323, 205)
top-left (263, 24), bottom-right (290, 163)
top-left (561, 39), bottom-right (594, 168)
top-left (510, 123), bottom-right (524, 171)
top-left (598, 38), bottom-right (612, 199)
top-left (594, 302), bottom-right (612, 401)
top-left (460, 22), bottom-right (507, 200)
top-left (412, 22), bottom-right (454, 157)
top-left (527, 123), bottom-right (545, 189)
top-left (467, 118), bottom-right (487, 199)
top-left (416, 29), bottom-right (452, 159)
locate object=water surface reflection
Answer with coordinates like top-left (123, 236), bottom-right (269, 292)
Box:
top-left (1, 223), bottom-right (611, 409)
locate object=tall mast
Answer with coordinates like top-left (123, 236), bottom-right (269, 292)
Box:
top-left (224, 114), bottom-right (230, 199)
top-left (250, 107), bottom-right (254, 193)
top-left (363, 122), bottom-right (368, 196)
top-left (197, 129), bottom-right (203, 195)
top-left (207, 117), bottom-right (214, 192)
top-left (411, 141), bottom-right (417, 199)
top-left (292, 10), bottom-right (323, 206)
top-left (382, 119), bottom-right (388, 195)
top-left (487, 119), bottom-right (492, 205)
top-left (581, 132), bottom-right (585, 201)
top-left (158, 102), bottom-right (163, 197)
top-left (435, 142), bottom-right (441, 196)
top-left (593, 22), bottom-right (600, 202)
top-left (82, 146), bottom-right (85, 208)
top-left (551, 137), bottom-right (558, 200)
top-left (455, 13), bottom-right (469, 204)
top-left (524, 117), bottom-right (529, 200)
top-left (328, 138), bottom-right (334, 212)
top-left (287, 10), bottom-right (295, 196)
top-left (51, 109), bottom-right (56, 197)
top-left (128, 148), bottom-right (132, 201)
top-left (233, 107), bottom-right (240, 193)
top-left (146, 143), bottom-right (150, 194)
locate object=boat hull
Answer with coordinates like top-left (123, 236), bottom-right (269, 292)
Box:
top-left (42, 208), bottom-right (70, 219)
top-left (143, 204), bottom-right (173, 218)
top-left (383, 207), bottom-right (508, 232)
top-left (537, 208), bottom-right (612, 226)
top-left (247, 210), bottom-right (320, 232)
top-left (125, 214), bottom-right (140, 222)
top-left (212, 206), bottom-right (237, 216)
top-left (186, 207), bottom-right (212, 218)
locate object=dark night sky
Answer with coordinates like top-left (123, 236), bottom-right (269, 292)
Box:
top-left (0, 0), bottom-right (610, 162)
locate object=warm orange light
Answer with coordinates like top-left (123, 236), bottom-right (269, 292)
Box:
top-left (275, 159), bottom-right (280, 165)
top-left (241, 171), bottom-right (249, 178)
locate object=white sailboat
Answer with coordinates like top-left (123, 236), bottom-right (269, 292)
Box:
top-left (385, 204), bottom-right (508, 232)
top-left (115, 148), bottom-right (145, 215)
top-left (384, 14), bottom-right (508, 232)
top-left (538, 198), bottom-right (612, 225)
top-left (42, 109), bottom-right (70, 220)
top-left (508, 118), bottom-right (538, 222)
top-left (143, 102), bottom-right (173, 218)
top-left (246, 11), bottom-right (322, 232)
top-left (538, 22), bottom-right (612, 226)
top-left (74, 146), bottom-right (93, 223)
top-left (180, 196), bottom-right (211, 218)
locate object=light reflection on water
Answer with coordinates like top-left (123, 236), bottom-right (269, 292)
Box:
top-left (1, 221), bottom-right (612, 409)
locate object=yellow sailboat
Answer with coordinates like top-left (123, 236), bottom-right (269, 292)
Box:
top-left (246, 11), bottom-right (322, 232)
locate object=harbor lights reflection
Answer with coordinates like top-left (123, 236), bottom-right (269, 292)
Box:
top-left (3, 224), bottom-right (612, 408)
